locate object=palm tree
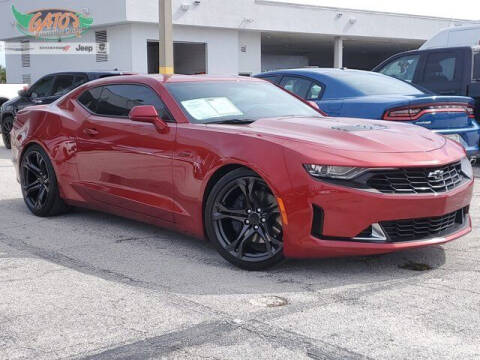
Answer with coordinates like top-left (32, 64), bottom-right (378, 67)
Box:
top-left (0, 65), bottom-right (6, 84)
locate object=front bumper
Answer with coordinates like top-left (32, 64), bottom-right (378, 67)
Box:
top-left (281, 175), bottom-right (473, 259)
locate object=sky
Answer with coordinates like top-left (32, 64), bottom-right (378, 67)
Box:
top-left (1, 0), bottom-right (479, 69)
top-left (276, 0), bottom-right (480, 20)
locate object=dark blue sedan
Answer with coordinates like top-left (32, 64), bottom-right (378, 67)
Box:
top-left (255, 68), bottom-right (480, 158)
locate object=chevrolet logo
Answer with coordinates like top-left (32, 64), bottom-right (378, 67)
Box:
top-left (428, 170), bottom-right (444, 181)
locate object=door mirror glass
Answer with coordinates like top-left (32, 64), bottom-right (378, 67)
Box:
top-left (129, 105), bottom-right (168, 132)
top-left (18, 89), bottom-right (28, 98)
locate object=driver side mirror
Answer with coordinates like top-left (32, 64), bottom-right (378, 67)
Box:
top-left (18, 89), bottom-right (29, 98)
top-left (129, 105), bottom-right (168, 133)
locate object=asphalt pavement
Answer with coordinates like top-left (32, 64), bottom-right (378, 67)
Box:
top-left (0, 139), bottom-right (479, 360)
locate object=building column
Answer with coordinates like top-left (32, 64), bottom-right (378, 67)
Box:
top-left (159, 0), bottom-right (174, 74)
top-left (333, 36), bottom-right (343, 68)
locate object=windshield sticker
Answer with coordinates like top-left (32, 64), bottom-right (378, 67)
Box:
top-left (181, 97), bottom-right (243, 120)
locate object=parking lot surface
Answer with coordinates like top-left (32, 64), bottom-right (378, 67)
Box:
top-left (0, 140), bottom-right (479, 360)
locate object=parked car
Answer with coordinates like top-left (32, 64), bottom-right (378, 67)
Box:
top-left (373, 46), bottom-right (480, 124)
top-left (11, 74), bottom-right (473, 269)
top-left (1, 71), bottom-right (130, 149)
top-left (255, 68), bottom-right (480, 158)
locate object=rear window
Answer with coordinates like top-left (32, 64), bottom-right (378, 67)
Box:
top-left (474, 53), bottom-right (480, 80)
top-left (338, 72), bottom-right (424, 96)
top-left (78, 87), bottom-right (103, 113)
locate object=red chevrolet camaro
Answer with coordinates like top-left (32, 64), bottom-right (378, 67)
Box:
top-left (11, 74), bottom-right (474, 269)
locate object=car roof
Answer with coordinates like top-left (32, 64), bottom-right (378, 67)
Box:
top-left (80, 74), bottom-right (264, 87)
top-left (258, 67), bottom-right (390, 82)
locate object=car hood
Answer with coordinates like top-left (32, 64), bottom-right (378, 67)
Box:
top-left (236, 116), bottom-right (446, 153)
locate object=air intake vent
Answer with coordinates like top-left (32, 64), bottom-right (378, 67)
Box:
top-left (21, 40), bottom-right (30, 68)
top-left (95, 30), bottom-right (108, 62)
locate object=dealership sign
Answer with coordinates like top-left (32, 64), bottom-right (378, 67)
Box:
top-left (11, 5), bottom-right (93, 40)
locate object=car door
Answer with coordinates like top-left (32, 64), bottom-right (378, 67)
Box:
top-left (415, 49), bottom-right (465, 96)
top-left (74, 83), bottom-right (177, 222)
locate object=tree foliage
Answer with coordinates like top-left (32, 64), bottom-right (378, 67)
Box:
top-left (0, 66), bottom-right (5, 84)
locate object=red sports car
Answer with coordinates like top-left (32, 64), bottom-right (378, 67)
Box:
top-left (11, 75), bottom-right (474, 270)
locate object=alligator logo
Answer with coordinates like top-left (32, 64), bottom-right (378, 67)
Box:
top-left (11, 5), bottom-right (93, 40)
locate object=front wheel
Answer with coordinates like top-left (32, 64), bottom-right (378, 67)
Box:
top-left (205, 168), bottom-right (284, 270)
top-left (1, 115), bottom-right (14, 149)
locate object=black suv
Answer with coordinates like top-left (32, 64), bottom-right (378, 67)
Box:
top-left (373, 46), bottom-right (480, 119)
top-left (0, 71), bottom-right (128, 148)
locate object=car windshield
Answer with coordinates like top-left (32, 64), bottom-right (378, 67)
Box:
top-left (340, 72), bottom-right (425, 96)
top-left (165, 80), bottom-right (321, 124)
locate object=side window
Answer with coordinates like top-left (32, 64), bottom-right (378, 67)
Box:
top-left (423, 52), bottom-right (458, 82)
top-left (260, 75), bottom-right (282, 85)
top-left (78, 87), bottom-right (103, 113)
top-left (379, 55), bottom-right (420, 82)
top-left (280, 76), bottom-right (313, 99)
top-left (473, 53), bottom-right (480, 80)
top-left (29, 76), bottom-right (55, 99)
top-left (306, 83), bottom-right (323, 100)
top-left (96, 84), bottom-right (170, 119)
top-left (52, 75), bottom-right (74, 96)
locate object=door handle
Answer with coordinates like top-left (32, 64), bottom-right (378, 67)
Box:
top-left (83, 128), bottom-right (99, 136)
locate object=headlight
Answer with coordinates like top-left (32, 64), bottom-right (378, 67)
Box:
top-left (461, 157), bottom-right (473, 179)
top-left (303, 164), bottom-right (368, 180)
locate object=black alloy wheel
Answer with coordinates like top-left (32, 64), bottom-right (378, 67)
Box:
top-left (20, 145), bottom-right (69, 217)
top-left (205, 168), bottom-right (284, 270)
top-left (1, 115), bottom-right (14, 149)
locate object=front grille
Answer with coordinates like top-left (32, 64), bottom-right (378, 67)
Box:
top-left (366, 162), bottom-right (463, 194)
top-left (380, 208), bottom-right (465, 242)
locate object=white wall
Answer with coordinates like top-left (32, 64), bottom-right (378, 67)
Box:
top-left (261, 54), bottom-right (309, 72)
top-left (238, 31), bottom-right (261, 75)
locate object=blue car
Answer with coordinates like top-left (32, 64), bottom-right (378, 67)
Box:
top-left (255, 68), bottom-right (480, 158)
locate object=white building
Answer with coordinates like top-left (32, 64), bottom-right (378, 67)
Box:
top-left (0, 0), bottom-right (475, 83)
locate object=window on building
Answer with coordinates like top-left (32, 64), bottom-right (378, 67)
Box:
top-left (280, 76), bottom-right (313, 99)
top-left (29, 76), bottom-right (55, 99)
top-left (78, 87), bottom-right (103, 113)
top-left (379, 54), bottom-right (419, 82)
top-left (423, 52), bottom-right (458, 82)
top-left (95, 30), bottom-right (108, 62)
top-left (21, 40), bottom-right (30, 68)
top-left (22, 74), bottom-right (32, 85)
top-left (95, 84), bottom-right (169, 119)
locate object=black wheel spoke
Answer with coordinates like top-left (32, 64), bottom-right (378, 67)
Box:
top-left (213, 204), bottom-right (248, 222)
top-left (236, 228), bottom-right (255, 258)
top-left (36, 187), bottom-right (46, 208)
top-left (24, 160), bottom-right (42, 178)
top-left (227, 225), bottom-right (253, 252)
top-left (237, 178), bottom-right (256, 209)
top-left (24, 180), bottom-right (42, 194)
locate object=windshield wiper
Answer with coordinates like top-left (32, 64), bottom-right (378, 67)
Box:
top-left (206, 119), bottom-right (255, 125)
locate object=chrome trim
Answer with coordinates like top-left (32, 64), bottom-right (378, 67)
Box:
top-left (352, 223), bottom-right (387, 242)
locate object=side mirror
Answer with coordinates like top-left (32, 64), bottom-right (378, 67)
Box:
top-left (18, 89), bottom-right (28, 98)
top-left (129, 105), bottom-right (168, 133)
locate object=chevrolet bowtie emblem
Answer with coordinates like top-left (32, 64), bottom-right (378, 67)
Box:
top-left (428, 170), bottom-right (444, 181)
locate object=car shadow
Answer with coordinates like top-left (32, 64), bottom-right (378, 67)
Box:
top-left (0, 197), bottom-right (448, 296)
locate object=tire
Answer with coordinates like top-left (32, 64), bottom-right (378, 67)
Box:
top-left (205, 168), bottom-right (284, 270)
top-left (1, 115), bottom-right (13, 149)
top-left (20, 145), bottom-right (69, 217)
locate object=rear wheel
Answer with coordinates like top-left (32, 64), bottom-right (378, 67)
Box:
top-left (20, 145), bottom-right (69, 217)
top-left (1, 115), bottom-right (13, 149)
top-left (205, 168), bottom-right (284, 270)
